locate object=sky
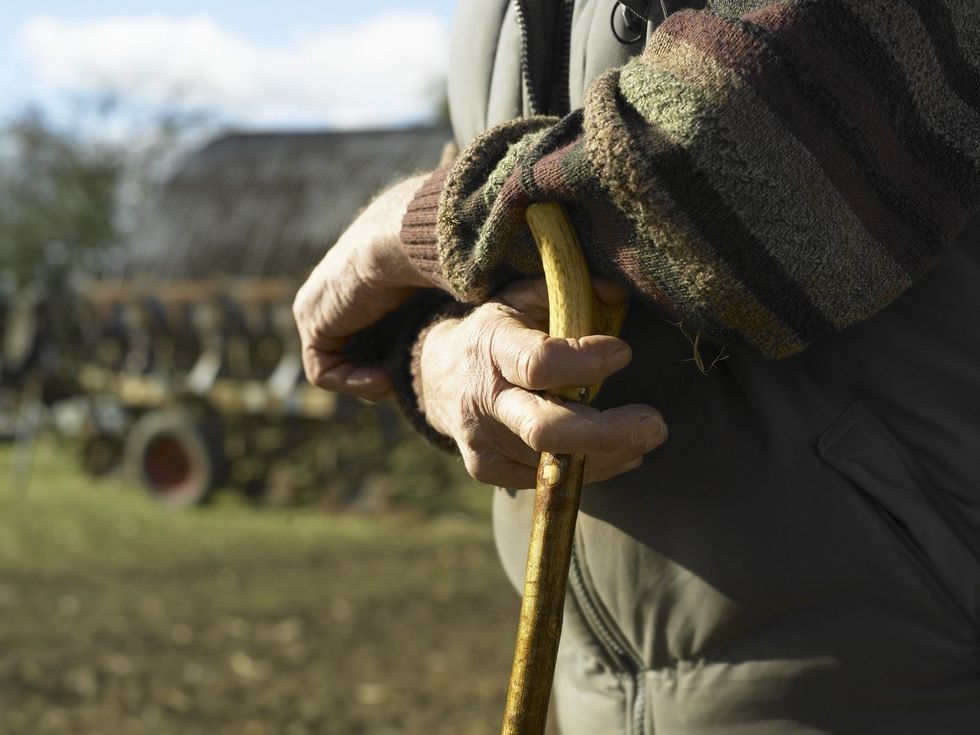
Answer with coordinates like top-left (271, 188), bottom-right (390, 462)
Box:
top-left (0, 0), bottom-right (458, 132)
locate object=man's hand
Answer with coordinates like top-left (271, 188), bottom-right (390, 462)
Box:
top-left (418, 279), bottom-right (668, 488)
top-left (293, 174), bottom-right (432, 401)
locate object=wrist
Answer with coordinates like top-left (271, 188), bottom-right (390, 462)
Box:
top-left (343, 174), bottom-right (432, 291)
top-left (372, 174), bottom-right (433, 289)
top-left (388, 294), bottom-right (470, 455)
top-left (415, 316), bottom-right (460, 438)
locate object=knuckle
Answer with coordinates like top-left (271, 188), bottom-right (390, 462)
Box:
top-left (519, 416), bottom-right (550, 453)
top-left (300, 355), bottom-right (319, 387)
top-left (459, 320), bottom-right (503, 398)
top-left (292, 281), bottom-right (309, 312)
top-left (456, 405), bottom-right (494, 450)
top-left (461, 313), bottom-right (493, 364)
top-left (457, 420), bottom-right (482, 450)
top-left (470, 305), bottom-right (548, 386)
top-left (515, 342), bottom-right (548, 388)
top-left (292, 273), bottom-right (322, 316)
top-left (308, 368), bottom-right (329, 389)
top-left (461, 449), bottom-right (490, 483)
top-left (302, 352), bottom-right (334, 390)
top-left (292, 293), bottom-right (310, 328)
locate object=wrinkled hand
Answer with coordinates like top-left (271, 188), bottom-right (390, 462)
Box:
top-left (293, 174), bottom-right (432, 401)
top-left (418, 278), bottom-right (668, 488)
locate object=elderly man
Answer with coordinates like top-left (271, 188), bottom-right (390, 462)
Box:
top-left (294, 1), bottom-right (980, 732)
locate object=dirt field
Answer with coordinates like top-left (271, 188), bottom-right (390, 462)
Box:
top-left (0, 440), bottom-right (522, 735)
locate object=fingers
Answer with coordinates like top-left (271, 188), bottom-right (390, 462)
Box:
top-left (459, 448), bottom-right (537, 489)
top-left (297, 308), bottom-right (394, 399)
top-left (413, 282), bottom-right (661, 490)
top-left (495, 416), bottom-right (656, 469)
top-left (592, 278), bottom-right (630, 308)
top-left (291, 205), bottom-right (427, 402)
top-left (495, 278), bottom-right (551, 324)
top-left (493, 388), bottom-right (667, 455)
top-left (300, 343), bottom-right (393, 400)
top-left (486, 314), bottom-right (632, 392)
top-left (495, 426), bottom-right (652, 485)
top-left (462, 436), bottom-right (650, 489)
top-left (495, 430), bottom-right (544, 468)
top-left (458, 391), bottom-right (665, 486)
top-left (324, 364), bottom-right (393, 400)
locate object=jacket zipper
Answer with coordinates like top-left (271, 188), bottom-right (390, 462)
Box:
top-left (513, 0), bottom-right (542, 115)
top-left (568, 540), bottom-right (647, 734)
top-left (514, 0), bottom-right (573, 117)
top-left (552, 0), bottom-right (573, 116)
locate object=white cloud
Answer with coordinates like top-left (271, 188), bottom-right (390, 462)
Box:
top-left (17, 13), bottom-right (448, 128)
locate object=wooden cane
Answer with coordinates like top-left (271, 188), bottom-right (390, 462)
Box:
top-left (500, 202), bottom-right (625, 735)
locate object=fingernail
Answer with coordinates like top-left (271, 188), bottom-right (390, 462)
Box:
top-left (631, 415), bottom-right (667, 447)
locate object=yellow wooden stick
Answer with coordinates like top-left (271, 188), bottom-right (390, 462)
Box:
top-left (500, 202), bottom-right (625, 735)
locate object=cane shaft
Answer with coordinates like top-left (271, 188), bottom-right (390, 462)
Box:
top-left (500, 203), bottom-right (597, 735)
top-left (502, 451), bottom-right (583, 735)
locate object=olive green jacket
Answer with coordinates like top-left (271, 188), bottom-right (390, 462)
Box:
top-left (436, 2), bottom-right (980, 733)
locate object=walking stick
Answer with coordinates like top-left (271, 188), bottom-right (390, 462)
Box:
top-left (500, 202), bottom-right (626, 735)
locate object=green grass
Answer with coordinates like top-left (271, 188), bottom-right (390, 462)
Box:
top-left (0, 439), bottom-right (521, 735)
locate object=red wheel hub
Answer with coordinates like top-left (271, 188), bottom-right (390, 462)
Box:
top-left (144, 434), bottom-right (192, 492)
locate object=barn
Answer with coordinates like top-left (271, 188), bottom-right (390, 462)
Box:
top-left (121, 126), bottom-right (453, 281)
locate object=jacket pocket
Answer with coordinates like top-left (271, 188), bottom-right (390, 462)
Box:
top-left (817, 401), bottom-right (980, 631)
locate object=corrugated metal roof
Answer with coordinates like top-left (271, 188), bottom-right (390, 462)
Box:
top-left (120, 126), bottom-right (452, 281)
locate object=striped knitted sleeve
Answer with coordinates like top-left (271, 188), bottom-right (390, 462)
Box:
top-left (400, 0), bottom-right (980, 358)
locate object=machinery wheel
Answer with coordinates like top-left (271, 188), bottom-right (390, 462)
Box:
top-left (125, 409), bottom-right (225, 508)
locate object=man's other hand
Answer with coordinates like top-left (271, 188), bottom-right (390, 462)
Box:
top-left (293, 174), bottom-right (432, 401)
top-left (418, 278), bottom-right (668, 487)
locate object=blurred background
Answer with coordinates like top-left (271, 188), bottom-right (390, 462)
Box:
top-left (0, 2), bottom-right (523, 733)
